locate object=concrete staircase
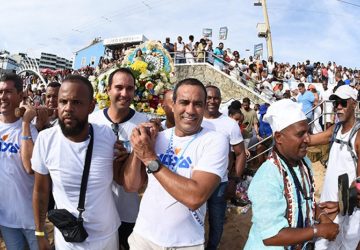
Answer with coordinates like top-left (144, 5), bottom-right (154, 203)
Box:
top-left (174, 63), bottom-right (272, 104)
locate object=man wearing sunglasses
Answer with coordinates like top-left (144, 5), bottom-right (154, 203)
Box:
top-left (310, 85), bottom-right (360, 249)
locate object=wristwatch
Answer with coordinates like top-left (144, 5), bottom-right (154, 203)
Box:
top-left (146, 159), bottom-right (161, 174)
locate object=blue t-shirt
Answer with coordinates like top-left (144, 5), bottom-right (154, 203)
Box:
top-left (244, 156), bottom-right (315, 250)
top-left (298, 91), bottom-right (315, 119)
top-left (213, 47), bottom-right (224, 64)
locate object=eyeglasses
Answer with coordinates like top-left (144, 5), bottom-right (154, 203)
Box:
top-left (333, 98), bottom-right (349, 108)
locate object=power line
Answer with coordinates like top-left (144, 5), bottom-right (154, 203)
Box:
top-left (268, 6), bottom-right (346, 17)
top-left (337, 0), bottom-right (360, 8)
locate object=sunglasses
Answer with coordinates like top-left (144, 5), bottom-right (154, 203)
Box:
top-left (333, 98), bottom-right (349, 108)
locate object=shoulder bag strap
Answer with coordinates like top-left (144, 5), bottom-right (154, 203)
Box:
top-left (77, 124), bottom-right (94, 220)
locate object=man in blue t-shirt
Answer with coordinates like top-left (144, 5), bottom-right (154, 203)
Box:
top-left (213, 42), bottom-right (224, 70)
top-left (297, 82), bottom-right (315, 123)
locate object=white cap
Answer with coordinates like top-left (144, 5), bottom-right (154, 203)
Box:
top-left (264, 99), bottom-right (307, 133)
top-left (330, 85), bottom-right (357, 100)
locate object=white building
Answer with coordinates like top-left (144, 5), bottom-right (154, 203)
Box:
top-left (38, 52), bottom-right (72, 70)
top-left (0, 50), bottom-right (18, 74)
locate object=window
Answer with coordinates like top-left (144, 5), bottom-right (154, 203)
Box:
top-left (90, 56), bottom-right (96, 65)
top-left (81, 57), bottom-right (86, 67)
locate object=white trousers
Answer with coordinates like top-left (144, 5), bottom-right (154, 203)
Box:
top-left (54, 228), bottom-right (119, 250)
top-left (128, 232), bottom-right (204, 250)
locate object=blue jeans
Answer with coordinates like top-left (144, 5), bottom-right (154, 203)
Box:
top-left (0, 225), bottom-right (39, 250)
top-left (206, 181), bottom-right (228, 250)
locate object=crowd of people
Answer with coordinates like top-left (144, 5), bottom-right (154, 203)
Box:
top-left (1, 66), bottom-right (359, 250)
top-left (161, 34), bottom-right (360, 103)
top-left (1, 36), bottom-right (360, 250)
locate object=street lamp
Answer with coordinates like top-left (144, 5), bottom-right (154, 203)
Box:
top-left (254, 0), bottom-right (273, 59)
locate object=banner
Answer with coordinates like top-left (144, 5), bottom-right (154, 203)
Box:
top-left (254, 43), bottom-right (263, 59)
top-left (219, 27), bottom-right (228, 40)
top-left (202, 28), bottom-right (212, 38)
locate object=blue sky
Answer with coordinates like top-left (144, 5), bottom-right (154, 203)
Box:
top-left (1, 0), bottom-right (359, 68)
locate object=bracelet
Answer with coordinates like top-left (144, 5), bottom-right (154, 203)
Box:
top-left (21, 135), bottom-right (32, 141)
top-left (35, 231), bottom-right (45, 237)
top-left (312, 225), bottom-right (318, 241)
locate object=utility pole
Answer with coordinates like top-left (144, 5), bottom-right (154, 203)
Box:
top-left (254, 0), bottom-right (273, 59)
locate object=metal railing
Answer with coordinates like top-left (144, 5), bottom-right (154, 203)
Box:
top-left (169, 51), bottom-right (275, 103)
top-left (246, 100), bottom-right (331, 163)
top-left (247, 99), bottom-right (360, 163)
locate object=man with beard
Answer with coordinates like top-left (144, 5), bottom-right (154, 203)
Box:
top-left (310, 85), bottom-right (360, 249)
top-left (32, 75), bottom-right (123, 249)
top-left (202, 85), bottom-right (246, 250)
top-left (89, 68), bottom-right (148, 250)
top-left (0, 74), bottom-right (39, 250)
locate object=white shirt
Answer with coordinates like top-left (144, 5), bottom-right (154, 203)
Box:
top-left (202, 114), bottom-right (243, 182)
top-left (31, 124), bottom-right (120, 244)
top-left (0, 118), bottom-right (38, 229)
top-left (317, 126), bottom-right (360, 250)
top-left (89, 108), bottom-right (148, 223)
top-left (321, 127), bottom-right (357, 202)
top-left (134, 128), bottom-right (228, 247)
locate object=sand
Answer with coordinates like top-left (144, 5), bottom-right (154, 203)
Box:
top-left (0, 161), bottom-right (326, 250)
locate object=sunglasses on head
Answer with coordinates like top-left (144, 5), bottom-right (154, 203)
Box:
top-left (333, 98), bottom-right (349, 108)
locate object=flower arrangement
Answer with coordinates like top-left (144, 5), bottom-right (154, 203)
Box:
top-left (92, 40), bottom-right (176, 115)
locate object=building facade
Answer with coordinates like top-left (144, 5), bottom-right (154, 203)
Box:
top-left (38, 52), bottom-right (72, 70)
top-left (73, 41), bottom-right (105, 70)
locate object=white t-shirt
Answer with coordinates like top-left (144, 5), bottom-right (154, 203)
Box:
top-left (0, 118), bottom-right (38, 229)
top-left (89, 108), bottom-right (148, 223)
top-left (31, 124), bottom-right (120, 244)
top-left (134, 127), bottom-right (228, 247)
top-left (321, 127), bottom-right (358, 202)
top-left (202, 114), bottom-right (243, 182)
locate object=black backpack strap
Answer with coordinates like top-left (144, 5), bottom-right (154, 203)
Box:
top-left (329, 122), bottom-right (342, 148)
top-left (77, 124), bottom-right (94, 220)
top-left (346, 120), bottom-right (360, 172)
top-left (332, 120), bottom-right (360, 173)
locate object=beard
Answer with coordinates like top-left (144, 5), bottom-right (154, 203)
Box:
top-left (59, 117), bottom-right (88, 137)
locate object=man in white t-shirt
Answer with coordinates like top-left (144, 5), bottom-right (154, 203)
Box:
top-left (185, 35), bottom-right (195, 64)
top-left (310, 85), bottom-right (360, 249)
top-left (32, 75), bottom-right (122, 250)
top-left (319, 78), bottom-right (334, 128)
top-left (174, 36), bottom-right (185, 64)
top-left (0, 74), bottom-right (39, 250)
top-left (202, 85), bottom-right (246, 250)
top-left (89, 68), bottom-right (147, 250)
top-left (126, 78), bottom-right (229, 249)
